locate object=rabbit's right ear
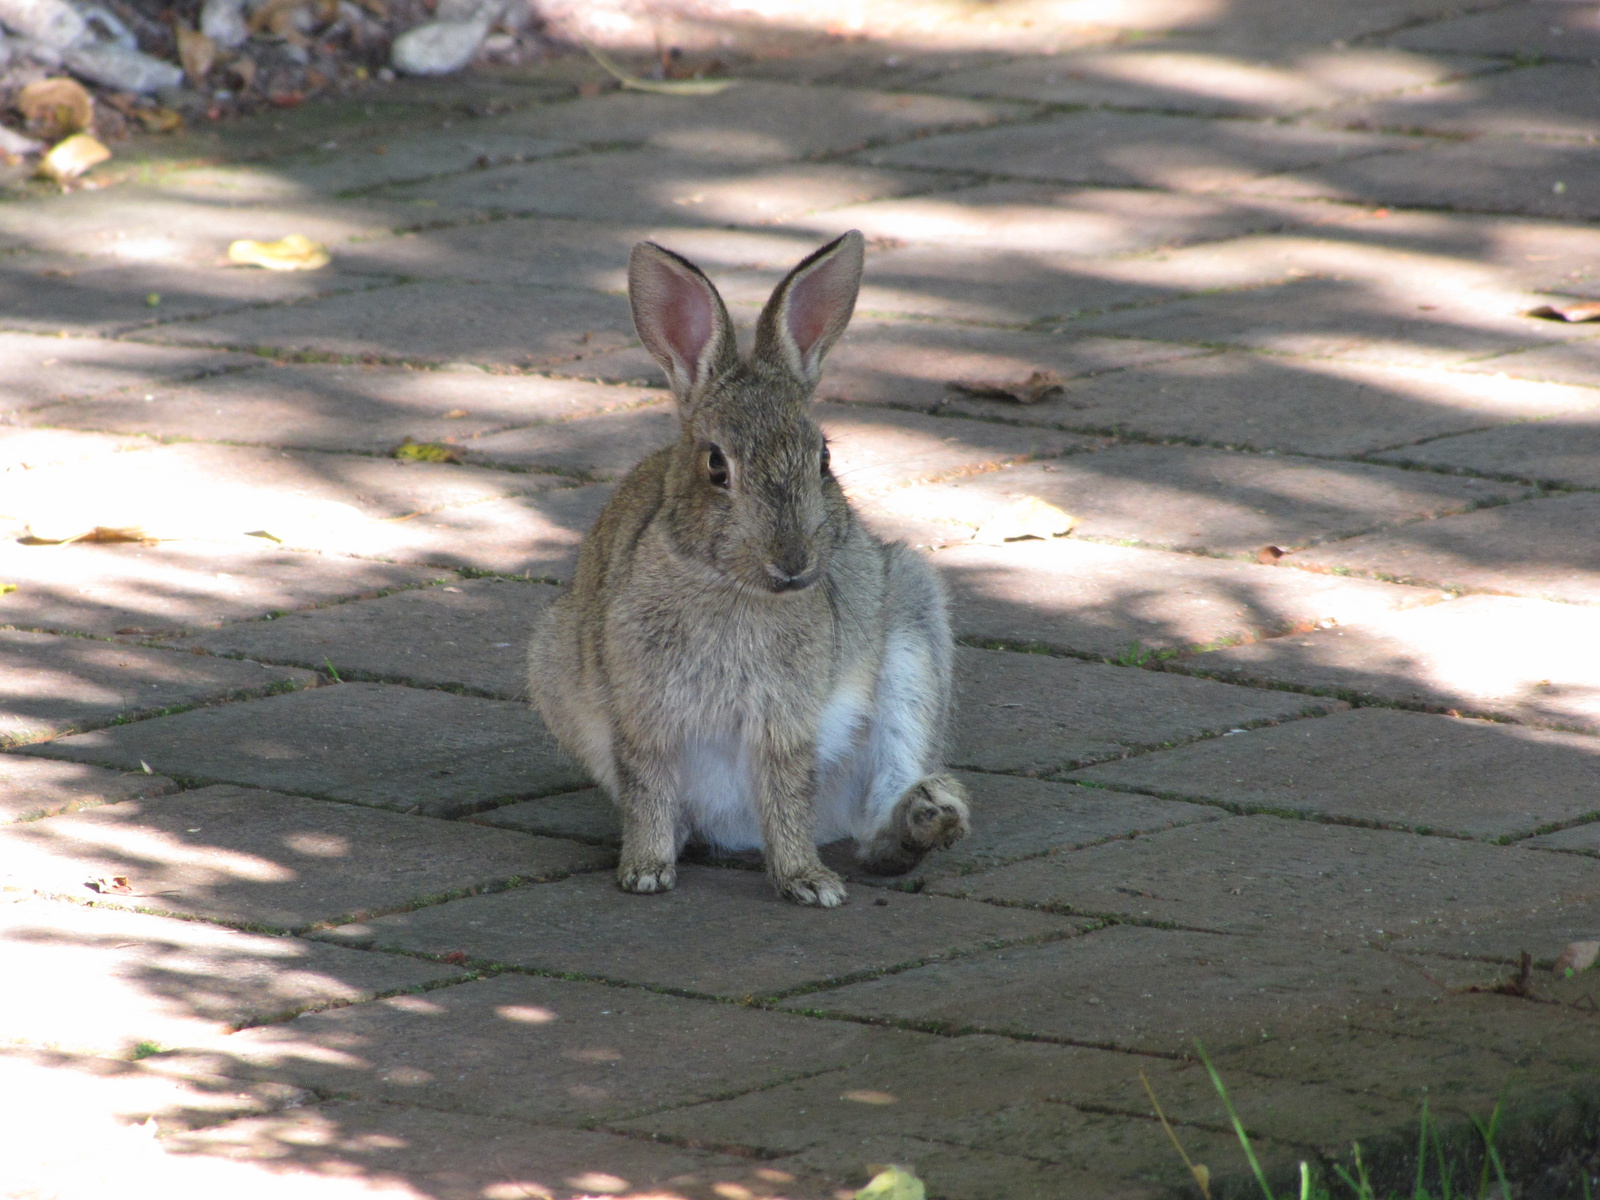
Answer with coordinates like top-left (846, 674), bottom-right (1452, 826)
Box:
top-left (629, 242), bottom-right (737, 402)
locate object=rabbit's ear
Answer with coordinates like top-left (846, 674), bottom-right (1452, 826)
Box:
top-left (629, 241), bottom-right (737, 402)
top-left (754, 230), bottom-right (864, 389)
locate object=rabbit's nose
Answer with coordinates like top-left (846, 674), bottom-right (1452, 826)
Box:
top-left (764, 561), bottom-right (816, 592)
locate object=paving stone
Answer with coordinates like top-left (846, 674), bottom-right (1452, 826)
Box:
top-left (1525, 822), bottom-right (1600, 858)
top-left (26, 361), bottom-right (667, 455)
top-left (326, 863), bottom-right (1072, 995)
top-left (208, 972), bottom-right (934, 1125)
top-left (1287, 491), bottom-right (1600, 603)
top-left (1388, 5), bottom-right (1600, 61)
top-left (0, 441), bottom-right (567, 550)
top-left (2, 783), bottom-right (607, 930)
top-left (188, 578), bottom-right (554, 699)
top-left (1244, 135), bottom-right (1600, 221)
top-left (1182, 595), bottom-right (1600, 731)
top-left (463, 405), bottom-right (678, 479)
top-left (0, 540), bottom-right (450, 637)
top-left (1320, 63), bottom-right (1600, 141)
top-left (0, 753), bottom-right (175, 823)
top-left (947, 645), bottom-right (1344, 775)
top-left (793, 180), bottom-right (1334, 255)
top-left (0, 629), bottom-right (316, 747)
top-left (855, 112), bottom-right (1415, 192)
top-left (0, 333), bottom-right (248, 415)
top-left (885, 771), bottom-right (1222, 884)
top-left (23, 682), bottom-right (587, 817)
top-left (495, 82), bottom-right (1024, 159)
top-left (938, 350), bottom-right (1600, 457)
top-left (1078, 274), bottom-right (1586, 369)
top-left (776, 925), bottom-right (1487, 1054)
top-left (936, 538), bottom-right (1439, 658)
top-left (0, 427), bottom-right (151, 473)
top-left (1161, 0), bottom-right (1482, 50)
top-left (864, 443), bottom-right (1523, 557)
top-left (927, 46), bottom-right (1476, 117)
top-left (0, 897), bottom-right (465, 1056)
top-left (137, 280), bottom-right (636, 369)
top-left (1375, 409), bottom-right (1600, 488)
top-left (619, 1035), bottom-right (1312, 1191)
top-left (168, 1101), bottom-right (836, 1200)
top-left (335, 212), bottom-right (635, 285)
top-left (1074, 706), bottom-right (1600, 838)
top-left (821, 321), bottom-right (1207, 411)
top-left (338, 485), bottom-right (613, 578)
top-left (386, 147), bottom-right (943, 225)
top-left (1458, 338), bottom-right (1600, 389)
top-left (941, 815), bottom-right (1600, 958)
top-left (469, 786), bottom-right (620, 845)
top-left (0, 252), bottom-right (392, 338)
top-left (0, 186), bottom-right (410, 267)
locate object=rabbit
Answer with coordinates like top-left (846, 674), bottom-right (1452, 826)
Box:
top-left (528, 230), bottom-right (969, 907)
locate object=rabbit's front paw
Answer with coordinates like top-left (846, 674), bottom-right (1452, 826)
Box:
top-left (775, 866), bottom-right (848, 908)
top-left (857, 775), bottom-right (971, 875)
top-left (617, 860), bottom-right (677, 894)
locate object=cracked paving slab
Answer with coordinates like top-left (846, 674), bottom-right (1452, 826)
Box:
top-left (1, 783), bottom-right (609, 931)
top-left (0, 897), bottom-right (467, 1058)
top-left (320, 863), bottom-right (1077, 997)
top-left (0, 629), bottom-right (316, 747)
top-left (21, 682), bottom-right (587, 817)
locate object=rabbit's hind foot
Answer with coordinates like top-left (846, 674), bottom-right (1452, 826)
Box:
top-left (857, 774), bottom-right (971, 876)
top-left (617, 860), bottom-right (677, 894)
top-left (774, 864), bottom-right (848, 908)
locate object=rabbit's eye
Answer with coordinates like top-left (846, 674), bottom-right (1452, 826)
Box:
top-left (819, 445), bottom-right (831, 476)
top-left (705, 444), bottom-right (730, 489)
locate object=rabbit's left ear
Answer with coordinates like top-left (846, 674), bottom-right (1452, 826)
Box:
top-left (753, 230), bottom-right (864, 389)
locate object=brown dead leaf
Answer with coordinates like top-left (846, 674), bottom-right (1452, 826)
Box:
top-left (176, 24), bottom-right (219, 84)
top-left (17, 78), bottom-right (94, 140)
top-left (21, 525), bottom-right (154, 545)
top-left (1256, 545), bottom-right (1284, 564)
top-left (88, 875), bottom-right (135, 895)
top-left (974, 496), bottom-right (1078, 545)
top-left (133, 107), bottom-right (185, 134)
top-left (1526, 299), bottom-right (1600, 323)
top-left (37, 133), bottom-right (110, 183)
top-left (947, 369), bottom-right (1065, 405)
top-left (1555, 940), bottom-right (1600, 977)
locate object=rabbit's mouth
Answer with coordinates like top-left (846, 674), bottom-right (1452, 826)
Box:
top-left (764, 561), bottom-right (818, 593)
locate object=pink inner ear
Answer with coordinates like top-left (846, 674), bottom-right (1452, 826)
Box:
top-left (785, 266), bottom-right (837, 356)
top-left (660, 272), bottom-right (714, 368)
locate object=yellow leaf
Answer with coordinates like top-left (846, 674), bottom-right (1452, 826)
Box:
top-left (133, 107), bottom-right (185, 134)
top-left (17, 77), bottom-right (93, 139)
top-left (37, 133), bottom-right (110, 183)
top-left (0, 583), bottom-right (16, 595)
top-left (854, 1166), bottom-right (925, 1200)
top-left (393, 437), bottom-right (460, 463)
top-left (228, 234), bottom-right (331, 271)
top-left (974, 496), bottom-right (1078, 544)
top-left (176, 24), bottom-right (218, 83)
top-left (581, 38), bottom-right (738, 95)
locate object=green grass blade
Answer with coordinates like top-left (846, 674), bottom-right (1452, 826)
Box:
top-left (1195, 1040), bottom-right (1276, 1200)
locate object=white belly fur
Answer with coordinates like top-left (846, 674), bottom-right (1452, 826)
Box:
top-left (678, 676), bottom-right (872, 851)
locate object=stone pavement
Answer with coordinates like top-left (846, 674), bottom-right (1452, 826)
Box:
top-left (4, 3), bottom-right (1600, 1196)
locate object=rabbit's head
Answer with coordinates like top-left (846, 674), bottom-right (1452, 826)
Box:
top-left (628, 231), bottom-right (865, 595)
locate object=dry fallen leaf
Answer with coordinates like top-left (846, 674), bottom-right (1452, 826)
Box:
top-left (394, 437), bottom-right (461, 463)
top-left (228, 234), bottom-right (331, 271)
top-left (20, 525), bottom-right (154, 545)
top-left (1554, 940), bottom-right (1600, 977)
top-left (947, 369), bottom-right (1065, 405)
top-left (17, 78), bottom-right (94, 140)
top-left (133, 106), bottom-right (185, 134)
top-left (0, 583), bottom-right (16, 595)
top-left (974, 496), bottom-right (1078, 544)
top-left (88, 875), bottom-right (135, 895)
top-left (855, 1166), bottom-right (925, 1200)
top-left (1526, 299), bottom-right (1600, 323)
top-left (37, 133), bottom-right (110, 183)
top-left (581, 38), bottom-right (738, 95)
top-left (176, 24), bottom-right (219, 84)
top-left (1257, 545), bottom-right (1285, 564)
